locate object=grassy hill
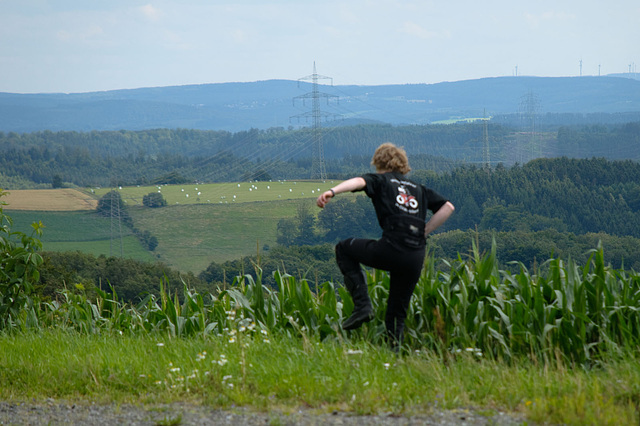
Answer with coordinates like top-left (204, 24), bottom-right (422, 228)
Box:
top-left (7, 182), bottom-right (339, 273)
top-left (9, 210), bottom-right (155, 262)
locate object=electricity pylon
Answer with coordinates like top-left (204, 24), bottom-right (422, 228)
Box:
top-left (291, 63), bottom-right (339, 180)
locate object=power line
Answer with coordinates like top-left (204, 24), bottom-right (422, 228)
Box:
top-left (291, 62), bottom-right (340, 180)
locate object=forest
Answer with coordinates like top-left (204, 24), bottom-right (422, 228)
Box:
top-left (2, 121), bottom-right (640, 301)
top-left (1, 121), bottom-right (639, 189)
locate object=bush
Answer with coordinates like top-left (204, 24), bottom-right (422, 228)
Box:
top-left (0, 190), bottom-right (44, 329)
top-left (142, 192), bottom-right (167, 208)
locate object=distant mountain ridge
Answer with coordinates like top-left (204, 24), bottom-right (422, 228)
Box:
top-left (1, 76), bottom-right (639, 133)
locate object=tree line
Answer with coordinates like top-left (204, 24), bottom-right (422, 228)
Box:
top-left (2, 122), bottom-right (638, 189)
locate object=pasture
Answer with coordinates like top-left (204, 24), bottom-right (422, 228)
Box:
top-left (9, 210), bottom-right (155, 262)
top-left (5, 182), bottom-right (343, 273)
top-left (128, 199), bottom-right (314, 273)
top-left (89, 180), bottom-right (338, 206)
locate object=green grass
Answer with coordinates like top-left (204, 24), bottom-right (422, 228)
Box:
top-left (128, 199), bottom-right (315, 273)
top-left (0, 330), bottom-right (638, 424)
top-left (44, 237), bottom-right (156, 261)
top-left (10, 211), bottom-right (112, 242)
top-left (9, 182), bottom-right (341, 273)
top-left (89, 180), bottom-right (339, 206)
top-left (7, 199), bottom-right (317, 273)
top-left (9, 211), bottom-right (155, 262)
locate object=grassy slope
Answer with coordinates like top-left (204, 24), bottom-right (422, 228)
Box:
top-left (90, 180), bottom-right (337, 207)
top-left (9, 210), bottom-right (155, 262)
top-left (8, 181), bottom-right (340, 273)
top-left (128, 198), bottom-right (310, 273)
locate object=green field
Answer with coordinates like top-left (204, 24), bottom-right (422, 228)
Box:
top-left (8, 180), bottom-right (348, 273)
top-left (9, 192), bottom-right (334, 274)
top-left (9, 211), bottom-right (155, 262)
top-left (128, 199), bottom-right (314, 273)
top-left (89, 180), bottom-right (339, 206)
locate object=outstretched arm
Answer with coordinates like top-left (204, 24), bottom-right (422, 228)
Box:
top-left (424, 201), bottom-right (455, 237)
top-left (316, 177), bottom-right (366, 208)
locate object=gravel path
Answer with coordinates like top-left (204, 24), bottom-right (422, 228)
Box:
top-left (0, 400), bottom-right (529, 425)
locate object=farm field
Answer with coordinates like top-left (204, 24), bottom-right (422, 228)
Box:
top-left (128, 199), bottom-right (313, 273)
top-left (89, 180), bottom-right (339, 206)
top-left (2, 188), bottom-right (97, 211)
top-left (4, 181), bottom-right (344, 272)
top-left (9, 211), bottom-right (155, 262)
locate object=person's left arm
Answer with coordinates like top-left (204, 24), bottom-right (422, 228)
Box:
top-left (424, 201), bottom-right (455, 237)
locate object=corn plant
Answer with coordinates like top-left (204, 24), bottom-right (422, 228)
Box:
top-left (27, 235), bottom-right (640, 367)
top-left (0, 190), bottom-right (44, 330)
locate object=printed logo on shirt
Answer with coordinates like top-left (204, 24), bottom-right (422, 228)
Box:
top-left (390, 178), bottom-right (420, 214)
top-left (396, 185), bottom-right (418, 209)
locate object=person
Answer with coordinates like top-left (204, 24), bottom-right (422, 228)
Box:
top-left (316, 143), bottom-right (455, 349)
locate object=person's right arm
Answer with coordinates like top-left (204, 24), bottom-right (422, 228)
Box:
top-left (316, 177), bottom-right (366, 208)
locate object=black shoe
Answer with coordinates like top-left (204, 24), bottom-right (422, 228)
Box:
top-left (342, 306), bottom-right (374, 330)
top-left (342, 270), bottom-right (374, 331)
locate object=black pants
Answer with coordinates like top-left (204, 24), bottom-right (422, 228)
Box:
top-left (335, 236), bottom-right (425, 339)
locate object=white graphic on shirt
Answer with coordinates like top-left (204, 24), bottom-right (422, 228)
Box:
top-left (396, 185), bottom-right (418, 209)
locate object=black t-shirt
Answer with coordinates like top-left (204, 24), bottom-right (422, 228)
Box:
top-left (357, 172), bottom-right (448, 230)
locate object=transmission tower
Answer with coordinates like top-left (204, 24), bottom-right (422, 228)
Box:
top-left (482, 109), bottom-right (490, 170)
top-left (519, 91), bottom-right (541, 162)
top-left (109, 184), bottom-right (124, 258)
top-left (291, 63), bottom-right (339, 180)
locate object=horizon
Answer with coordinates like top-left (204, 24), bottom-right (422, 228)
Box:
top-left (3, 73), bottom-right (640, 96)
top-left (1, 1), bottom-right (638, 94)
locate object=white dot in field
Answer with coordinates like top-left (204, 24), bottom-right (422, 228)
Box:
top-left (278, 195), bottom-right (281, 198)
top-left (181, 189), bottom-right (184, 192)
top-left (249, 188), bottom-right (252, 192)
top-left (198, 192), bottom-right (201, 195)
top-left (195, 187), bottom-right (198, 191)
top-left (186, 194), bottom-right (189, 197)
top-left (312, 190), bottom-right (315, 193)
top-left (233, 195), bottom-right (236, 198)
top-left (289, 189), bottom-right (292, 192)
top-left (267, 186), bottom-right (270, 189)
top-left (237, 184), bottom-right (240, 187)
top-left (158, 190), bottom-right (161, 193)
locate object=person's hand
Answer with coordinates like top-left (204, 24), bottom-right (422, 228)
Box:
top-left (316, 190), bottom-right (334, 208)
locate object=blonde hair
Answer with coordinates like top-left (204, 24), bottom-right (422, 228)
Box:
top-left (371, 143), bottom-right (411, 174)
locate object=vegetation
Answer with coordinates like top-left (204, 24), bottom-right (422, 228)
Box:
top-left (2, 122), bottom-right (637, 189)
top-left (142, 191), bottom-right (167, 208)
top-left (3, 235), bottom-right (640, 423)
top-left (2, 330), bottom-right (639, 424)
top-left (5, 178), bottom-right (640, 422)
top-left (0, 192), bottom-right (43, 329)
top-left (37, 251), bottom-right (205, 303)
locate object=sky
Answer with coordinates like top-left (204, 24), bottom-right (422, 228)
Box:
top-left (1, 0), bottom-right (638, 94)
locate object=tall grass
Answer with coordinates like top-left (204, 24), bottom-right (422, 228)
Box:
top-left (28, 240), bottom-right (640, 367)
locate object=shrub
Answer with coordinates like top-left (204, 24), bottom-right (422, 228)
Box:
top-left (142, 192), bottom-right (167, 208)
top-left (0, 189), bottom-right (44, 329)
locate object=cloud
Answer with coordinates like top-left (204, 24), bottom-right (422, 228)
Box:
top-left (139, 4), bottom-right (162, 21)
top-left (399, 21), bottom-right (447, 40)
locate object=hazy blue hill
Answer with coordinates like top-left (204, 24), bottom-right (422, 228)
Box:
top-left (1, 76), bottom-right (639, 133)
